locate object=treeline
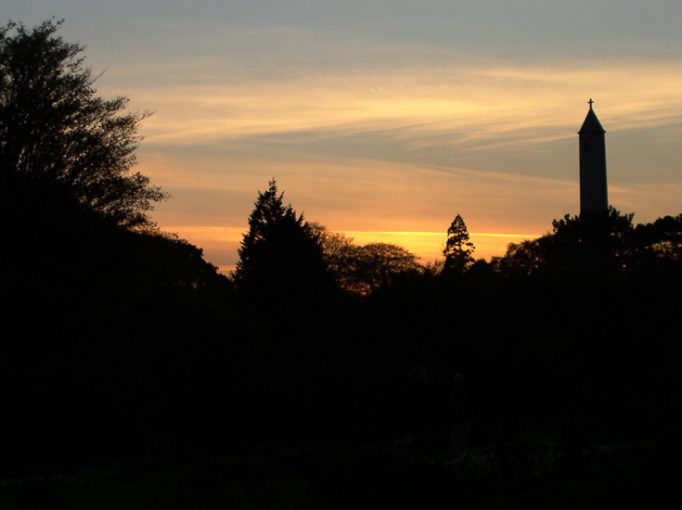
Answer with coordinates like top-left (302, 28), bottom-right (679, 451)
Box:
top-left (226, 179), bottom-right (682, 449)
top-left (4, 166), bottom-right (682, 464)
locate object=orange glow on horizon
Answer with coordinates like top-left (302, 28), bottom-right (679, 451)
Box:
top-left (163, 225), bottom-right (540, 275)
top-left (343, 230), bottom-right (539, 263)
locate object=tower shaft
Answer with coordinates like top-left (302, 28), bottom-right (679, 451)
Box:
top-left (578, 102), bottom-right (608, 215)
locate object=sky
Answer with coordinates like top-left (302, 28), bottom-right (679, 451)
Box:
top-left (5, 1), bottom-right (682, 271)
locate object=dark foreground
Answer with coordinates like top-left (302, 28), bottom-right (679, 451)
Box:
top-left (3, 176), bottom-right (682, 508)
top-left (2, 427), bottom-right (682, 509)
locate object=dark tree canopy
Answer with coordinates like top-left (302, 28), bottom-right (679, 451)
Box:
top-left (352, 242), bottom-right (421, 293)
top-left (234, 179), bottom-right (330, 301)
top-left (0, 19), bottom-right (164, 230)
top-left (312, 224), bottom-right (422, 294)
top-left (309, 224), bottom-right (358, 292)
top-left (491, 207), bottom-right (682, 278)
top-left (443, 214), bottom-right (474, 275)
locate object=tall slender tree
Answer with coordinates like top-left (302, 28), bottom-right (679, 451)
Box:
top-left (443, 214), bottom-right (475, 275)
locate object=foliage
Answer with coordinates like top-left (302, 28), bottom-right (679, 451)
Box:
top-left (443, 214), bottom-right (475, 275)
top-left (491, 238), bottom-right (548, 277)
top-left (0, 19), bottom-right (165, 230)
top-left (490, 207), bottom-right (682, 277)
top-left (234, 179), bottom-right (330, 300)
top-left (313, 224), bottom-right (422, 294)
top-left (309, 224), bottom-right (359, 291)
top-left (0, 19), bottom-right (226, 346)
top-left (631, 214), bottom-right (682, 262)
top-left (353, 243), bottom-right (422, 293)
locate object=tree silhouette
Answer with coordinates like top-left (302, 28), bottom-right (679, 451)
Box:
top-left (490, 207), bottom-right (653, 278)
top-left (353, 243), bottom-right (421, 293)
top-left (0, 19), bottom-right (165, 230)
top-left (234, 179), bottom-right (330, 301)
top-left (443, 214), bottom-right (474, 275)
top-left (631, 214), bottom-right (682, 264)
top-left (308, 224), bottom-right (359, 292)
top-left (310, 223), bottom-right (422, 294)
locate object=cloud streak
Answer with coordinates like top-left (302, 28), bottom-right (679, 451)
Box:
top-left (115, 56), bottom-right (682, 157)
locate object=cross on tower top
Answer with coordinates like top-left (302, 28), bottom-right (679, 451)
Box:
top-left (588, 98), bottom-right (594, 109)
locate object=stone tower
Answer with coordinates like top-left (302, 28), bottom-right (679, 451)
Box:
top-left (578, 99), bottom-right (608, 215)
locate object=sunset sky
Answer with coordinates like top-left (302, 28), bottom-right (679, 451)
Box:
top-left (7, 1), bottom-right (682, 272)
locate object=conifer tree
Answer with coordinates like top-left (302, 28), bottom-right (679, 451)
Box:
top-left (443, 214), bottom-right (475, 275)
top-left (234, 179), bottom-right (329, 300)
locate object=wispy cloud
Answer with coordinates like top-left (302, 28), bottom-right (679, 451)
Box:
top-left (112, 55), bottom-right (682, 153)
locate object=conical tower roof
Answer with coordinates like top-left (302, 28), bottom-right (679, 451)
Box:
top-left (579, 99), bottom-right (605, 133)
